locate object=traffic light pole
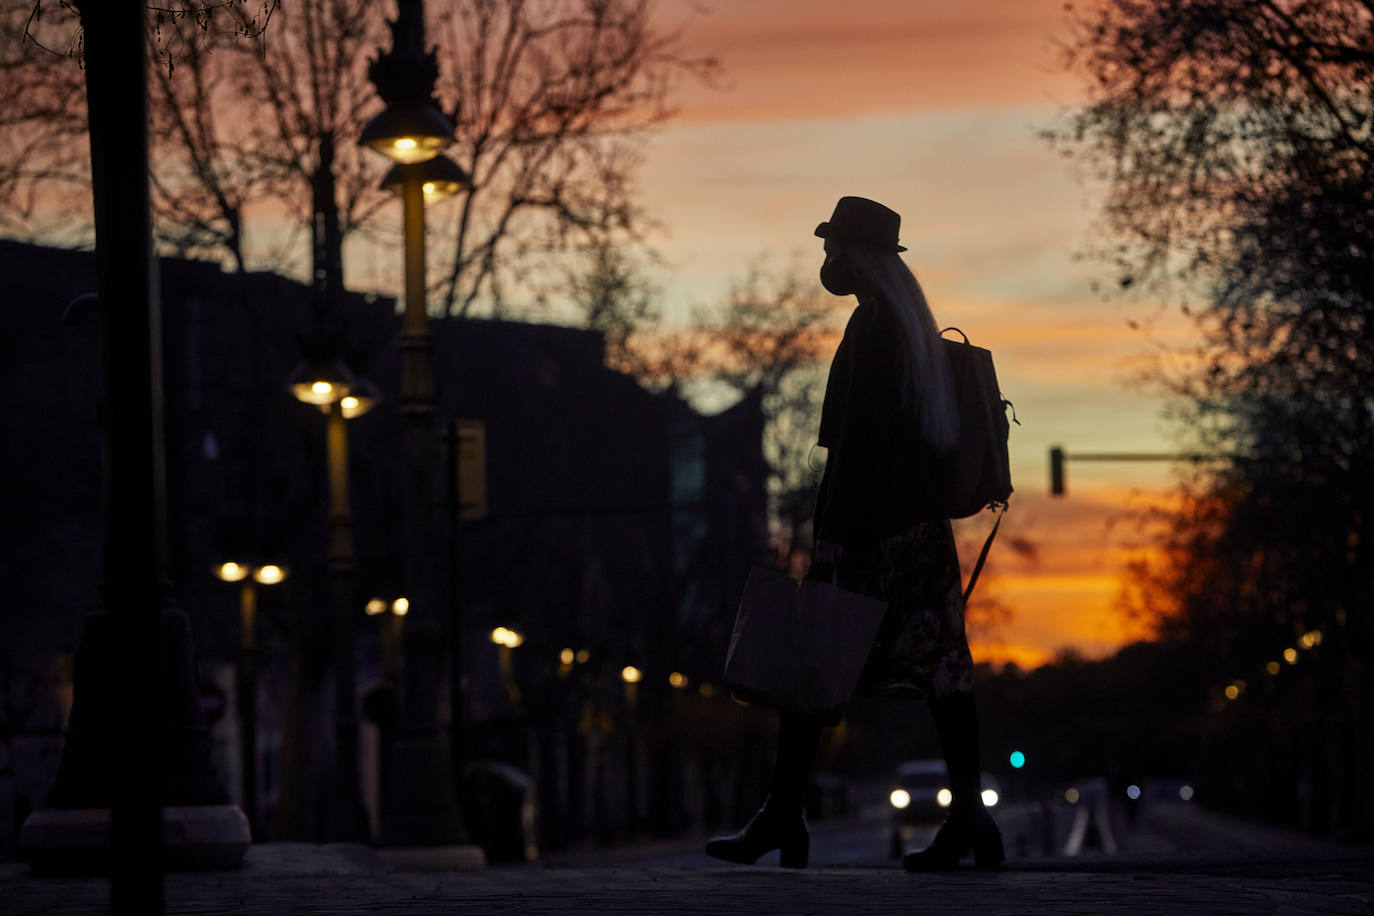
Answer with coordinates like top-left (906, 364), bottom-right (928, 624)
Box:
top-left (1048, 447), bottom-right (1230, 496)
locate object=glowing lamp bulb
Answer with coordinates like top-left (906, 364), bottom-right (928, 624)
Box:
top-left (216, 561), bottom-right (247, 582)
top-left (365, 598), bottom-right (387, 616)
top-left (253, 564), bottom-right (285, 585)
top-left (391, 597), bottom-right (409, 616)
top-left (981, 788), bottom-right (999, 807)
top-left (936, 788), bottom-right (953, 808)
top-left (889, 789), bottom-right (911, 809)
top-left (311, 381), bottom-right (333, 396)
top-left (394, 138), bottom-right (418, 151)
top-left (621, 666), bottom-right (642, 684)
top-left (560, 648), bottom-right (575, 665)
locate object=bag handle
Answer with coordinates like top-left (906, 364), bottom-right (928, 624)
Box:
top-left (940, 326), bottom-right (969, 344)
top-left (962, 505), bottom-right (1005, 605)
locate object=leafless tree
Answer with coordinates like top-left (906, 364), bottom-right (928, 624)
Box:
top-left (1053, 0), bottom-right (1374, 835)
top-left (689, 261), bottom-right (849, 563)
top-left (427, 0), bottom-right (718, 317)
top-left (0, 2), bottom-right (91, 239)
top-left (4, 0), bottom-right (715, 316)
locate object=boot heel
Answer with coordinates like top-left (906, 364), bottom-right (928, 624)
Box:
top-left (779, 835), bottom-right (810, 869)
top-left (973, 827), bottom-right (1005, 867)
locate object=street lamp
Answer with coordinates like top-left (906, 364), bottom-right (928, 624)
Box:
top-left (286, 355), bottom-right (357, 408)
top-left (358, 0), bottom-right (452, 166)
top-left (361, 0), bottom-right (474, 850)
top-left (491, 627), bottom-right (525, 704)
top-left (287, 354), bottom-right (377, 841)
top-left (213, 560), bottom-right (288, 838)
top-left (367, 597), bottom-right (410, 682)
top-left (359, 101), bottom-right (454, 164)
top-left (620, 664), bottom-right (643, 832)
top-left (339, 375), bottom-right (383, 420)
top-left (380, 154), bottom-right (472, 204)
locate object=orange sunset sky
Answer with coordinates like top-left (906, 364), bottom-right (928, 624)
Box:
top-left (628, 0), bottom-right (1195, 669)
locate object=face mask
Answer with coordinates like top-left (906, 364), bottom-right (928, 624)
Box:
top-left (820, 252), bottom-right (857, 296)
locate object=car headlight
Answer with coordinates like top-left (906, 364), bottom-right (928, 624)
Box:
top-left (889, 789), bottom-right (911, 809)
top-left (936, 788), bottom-right (953, 807)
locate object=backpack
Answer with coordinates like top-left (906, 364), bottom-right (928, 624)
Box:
top-left (933, 326), bottom-right (1017, 601)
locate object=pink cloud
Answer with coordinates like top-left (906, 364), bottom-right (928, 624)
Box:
top-left (658, 0), bottom-right (1083, 123)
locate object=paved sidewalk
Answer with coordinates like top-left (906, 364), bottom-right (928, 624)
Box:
top-left (3, 842), bottom-right (1373, 915)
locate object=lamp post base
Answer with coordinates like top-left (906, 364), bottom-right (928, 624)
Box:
top-left (19, 805), bottom-right (251, 874)
top-left (380, 728), bottom-right (480, 853)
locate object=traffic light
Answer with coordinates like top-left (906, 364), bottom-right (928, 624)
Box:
top-left (1049, 446), bottom-right (1065, 496)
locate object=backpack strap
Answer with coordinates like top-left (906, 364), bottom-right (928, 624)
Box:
top-left (962, 505), bottom-right (1006, 605)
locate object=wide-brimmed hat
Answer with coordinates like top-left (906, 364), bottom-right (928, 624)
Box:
top-left (814, 196), bottom-right (907, 253)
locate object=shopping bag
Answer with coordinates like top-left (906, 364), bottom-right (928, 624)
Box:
top-left (722, 565), bottom-right (889, 720)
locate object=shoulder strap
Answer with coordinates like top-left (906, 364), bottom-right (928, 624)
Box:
top-left (962, 505), bottom-right (1005, 605)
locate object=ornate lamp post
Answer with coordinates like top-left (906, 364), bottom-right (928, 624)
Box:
top-left (19, 6), bottom-right (248, 908)
top-left (287, 354), bottom-right (377, 841)
top-left (360, 0), bottom-right (476, 849)
top-left (212, 561), bottom-right (288, 838)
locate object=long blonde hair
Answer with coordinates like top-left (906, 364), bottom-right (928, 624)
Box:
top-left (845, 243), bottom-right (960, 452)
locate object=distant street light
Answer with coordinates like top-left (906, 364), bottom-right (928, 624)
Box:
top-left (491, 627), bottom-right (525, 704)
top-left (286, 356), bottom-right (356, 408)
top-left (366, 597), bottom-right (410, 682)
top-left (288, 353), bottom-right (378, 841)
top-left (620, 665), bottom-right (643, 832)
top-left (213, 560), bottom-right (288, 838)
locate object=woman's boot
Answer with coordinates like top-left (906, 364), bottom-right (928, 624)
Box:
top-left (703, 798), bottom-right (810, 867)
top-left (903, 692), bottom-right (1004, 870)
top-left (705, 713), bottom-right (821, 868)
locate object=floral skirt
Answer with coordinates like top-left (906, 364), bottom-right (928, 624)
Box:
top-left (831, 519), bottom-right (973, 701)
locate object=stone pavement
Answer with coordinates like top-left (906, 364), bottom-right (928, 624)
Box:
top-left (3, 842), bottom-right (1373, 915)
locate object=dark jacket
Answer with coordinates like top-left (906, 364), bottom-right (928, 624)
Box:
top-left (813, 295), bottom-right (930, 546)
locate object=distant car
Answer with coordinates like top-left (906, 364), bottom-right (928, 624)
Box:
top-left (888, 759), bottom-right (1000, 858)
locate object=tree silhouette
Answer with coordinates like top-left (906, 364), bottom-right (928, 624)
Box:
top-left (2, 0), bottom-right (716, 314)
top-left (1054, 0), bottom-right (1374, 836)
top-left (427, 0), bottom-right (718, 317)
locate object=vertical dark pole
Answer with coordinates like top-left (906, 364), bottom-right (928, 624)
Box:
top-left (327, 400), bottom-right (370, 840)
top-left (239, 581), bottom-right (259, 838)
top-left (382, 164), bottom-right (468, 844)
top-left (1049, 446), bottom-right (1065, 496)
top-left (399, 168), bottom-right (433, 732)
top-left (446, 421), bottom-right (465, 791)
top-left (77, 2), bottom-right (165, 911)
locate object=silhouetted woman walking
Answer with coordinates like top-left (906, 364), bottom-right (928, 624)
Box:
top-left (705, 196), bottom-right (1003, 871)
